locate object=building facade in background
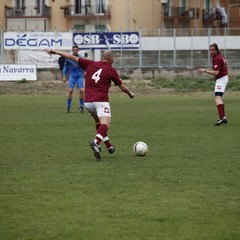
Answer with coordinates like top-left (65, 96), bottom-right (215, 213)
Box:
top-left (0, 0), bottom-right (239, 32)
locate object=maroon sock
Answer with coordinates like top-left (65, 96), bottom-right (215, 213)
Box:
top-left (95, 124), bottom-right (108, 145)
top-left (103, 136), bottom-right (112, 149)
top-left (96, 123), bottom-right (101, 131)
top-left (217, 104), bottom-right (225, 119)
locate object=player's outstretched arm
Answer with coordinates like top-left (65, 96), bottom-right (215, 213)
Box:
top-left (47, 49), bottom-right (79, 62)
top-left (118, 84), bottom-right (135, 98)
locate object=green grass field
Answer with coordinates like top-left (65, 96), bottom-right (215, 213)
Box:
top-left (0, 94), bottom-right (240, 240)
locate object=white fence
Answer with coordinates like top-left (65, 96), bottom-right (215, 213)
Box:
top-left (0, 28), bottom-right (240, 69)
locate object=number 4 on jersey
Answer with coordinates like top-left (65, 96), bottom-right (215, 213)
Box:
top-left (92, 68), bottom-right (102, 83)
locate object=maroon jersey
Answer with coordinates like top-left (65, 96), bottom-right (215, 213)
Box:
top-left (212, 53), bottom-right (228, 80)
top-left (78, 58), bottom-right (123, 102)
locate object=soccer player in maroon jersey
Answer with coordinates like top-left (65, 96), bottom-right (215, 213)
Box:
top-left (47, 49), bottom-right (135, 160)
top-left (198, 43), bottom-right (229, 126)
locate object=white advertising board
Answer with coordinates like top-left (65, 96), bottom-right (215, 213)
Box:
top-left (0, 64), bottom-right (37, 81)
top-left (18, 50), bottom-right (60, 68)
top-left (4, 32), bottom-right (72, 50)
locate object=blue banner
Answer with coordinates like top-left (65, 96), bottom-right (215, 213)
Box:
top-left (73, 32), bottom-right (139, 49)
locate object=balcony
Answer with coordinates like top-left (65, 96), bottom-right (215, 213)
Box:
top-left (5, 5), bottom-right (51, 31)
top-left (164, 6), bottom-right (199, 20)
top-left (60, 4), bottom-right (111, 19)
top-left (5, 5), bottom-right (51, 18)
top-left (202, 8), bottom-right (224, 28)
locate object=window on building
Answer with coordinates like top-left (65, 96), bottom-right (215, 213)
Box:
top-left (180, 0), bottom-right (188, 16)
top-left (36, 0), bottom-right (45, 14)
top-left (16, 0), bottom-right (25, 9)
top-left (96, 25), bottom-right (107, 32)
top-left (75, 0), bottom-right (82, 14)
top-left (180, 0), bottom-right (187, 8)
top-left (85, 0), bottom-right (92, 15)
top-left (97, 0), bottom-right (105, 14)
top-left (205, 0), bottom-right (210, 10)
top-left (163, 0), bottom-right (170, 16)
top-left (73, 24), bottom-right (85, 31)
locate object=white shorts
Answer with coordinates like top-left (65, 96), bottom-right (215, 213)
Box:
top-left (214, 75), bottom-right (228, 93)
top-left (84, 102), bottom-right (111, 117)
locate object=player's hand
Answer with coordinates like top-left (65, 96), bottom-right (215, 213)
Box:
top-left (198, 68), bottom-right (205, 73)
top-left (62, 77), bottom-right (67, 83)
top-left (47, 49), bottom-right (56, 55)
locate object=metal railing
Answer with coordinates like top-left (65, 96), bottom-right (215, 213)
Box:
top-left (163, 6), bottom-right (199, 18)
top-left (5, 5), bottom-right (51, 18)
top-left (139, 28), bottom-right (240, 37)
top-left (112, 49), bottom-right (240, 69)
top-left (61, 4), bottom-right (110, 17)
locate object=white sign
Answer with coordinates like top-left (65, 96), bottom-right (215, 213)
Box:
top-left (0, 64), bottom-right (37, 81)
top-left (18, 50), bottom-right (60, 68)
top-left (4, 32), bottom-right (73, 50)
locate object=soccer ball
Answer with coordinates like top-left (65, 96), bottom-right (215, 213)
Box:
top-left (133, 141), bottom-right (148, 156)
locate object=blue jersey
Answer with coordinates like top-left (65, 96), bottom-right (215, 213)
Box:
top-left (62, 55), bottom-right (84, 89)
top-left (62, 56), bottom-right (84, 78)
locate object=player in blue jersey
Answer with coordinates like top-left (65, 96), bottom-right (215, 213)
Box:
top-left (62, 45), bottom-right (85, 113)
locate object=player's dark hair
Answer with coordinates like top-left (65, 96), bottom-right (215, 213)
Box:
top-left (72, 45), bottom-right (79, 50)
top-left (210, 43), bottom-right (220, 54)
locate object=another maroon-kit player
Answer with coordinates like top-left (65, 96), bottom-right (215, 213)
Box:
top-left (198, 43), bottom-right (229, 126)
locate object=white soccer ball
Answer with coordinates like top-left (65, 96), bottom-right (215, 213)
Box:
top-left (133, 141), bottom-right (148, 157)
